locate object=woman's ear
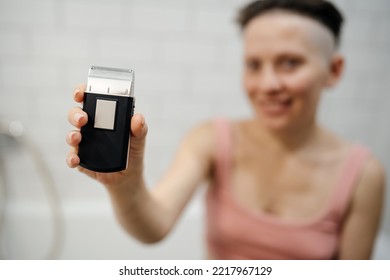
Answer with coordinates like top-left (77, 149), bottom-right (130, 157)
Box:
top-left (326, 53), bottom-right (344, 88)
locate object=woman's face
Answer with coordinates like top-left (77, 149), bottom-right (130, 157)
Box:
top-left (243, 11), bottom-right (337, 131)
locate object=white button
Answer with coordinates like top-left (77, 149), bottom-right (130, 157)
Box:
top-left (94, 99), bottom-right (117, 130)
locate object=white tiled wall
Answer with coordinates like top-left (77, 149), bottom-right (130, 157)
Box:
top-left (0, 0), bottom-right (389, 259)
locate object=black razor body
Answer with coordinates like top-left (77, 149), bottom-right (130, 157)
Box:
top-left (79, 92), bottom-right (135, 173)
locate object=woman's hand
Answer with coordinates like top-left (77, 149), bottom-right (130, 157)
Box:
top-left (65, 85), bottom-right (214, 243)
top-left (66, 85), bottom-right (148, 187)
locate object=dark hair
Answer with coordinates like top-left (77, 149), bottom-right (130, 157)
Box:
top-left (237, 0), bottom-right (344, 45)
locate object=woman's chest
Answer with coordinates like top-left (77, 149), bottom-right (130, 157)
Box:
top-left (229, 151), bottom-right (345, 220)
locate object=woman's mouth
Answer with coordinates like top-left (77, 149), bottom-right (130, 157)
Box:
top-left (259, 97), bottom-right (293, 116)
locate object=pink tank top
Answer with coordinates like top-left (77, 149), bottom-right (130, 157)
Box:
top-left (206, 119), bottom-right (370, 259)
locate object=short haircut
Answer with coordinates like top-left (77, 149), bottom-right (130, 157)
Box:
top-left (237, 0), bottom-right (344, 45)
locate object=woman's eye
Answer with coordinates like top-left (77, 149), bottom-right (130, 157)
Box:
top-left (246, 60), bottom-right (260, 72)
top-left (280, 58), bottom-right (302, 70)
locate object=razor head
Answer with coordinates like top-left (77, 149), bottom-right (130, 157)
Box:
top-left (87, 66), bottom-right (135, 97)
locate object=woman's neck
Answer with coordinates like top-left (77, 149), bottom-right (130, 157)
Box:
top-left (251, 118), bottom-right (323, 153)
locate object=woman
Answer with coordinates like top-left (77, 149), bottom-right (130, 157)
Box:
top-left (66, 0), bottom-right (385, 259)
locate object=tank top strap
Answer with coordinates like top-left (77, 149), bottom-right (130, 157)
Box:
top-left (213, 118), bottom-right (233, 190)
top-left (329, 144), bottom-right (371, 221)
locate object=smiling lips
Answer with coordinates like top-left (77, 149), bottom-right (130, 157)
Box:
top-left (258, 96), bottom-right (294, 116)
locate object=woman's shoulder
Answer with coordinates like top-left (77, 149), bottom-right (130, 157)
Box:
top-left (183, 117), bottom-right (242, 157)
top-left (356, 150), bottom-right (386, 197)
top-left (323, 128), bottom-right (386, 193)
top-left (183, 120), bottom-right (216, 148)
top-left (318, 127), bottom-right (364, 157)
top-left (181, 119), bottom-right (226, 159)
top-left (188, 117), bottom-right (243, 138)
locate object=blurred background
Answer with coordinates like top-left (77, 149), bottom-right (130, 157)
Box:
top-left (0, 0), bottom-right (389, 259)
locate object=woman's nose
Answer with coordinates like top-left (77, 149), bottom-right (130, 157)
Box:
top-left (258, 67), bottom-right (282, 94)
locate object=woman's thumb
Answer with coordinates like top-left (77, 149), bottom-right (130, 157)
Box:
top-left (129, 113), bottom-right (148, 159)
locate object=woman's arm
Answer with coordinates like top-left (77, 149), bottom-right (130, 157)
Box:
top-left (107, 121), bottom-right (216, 243)
top-left (66, 86), bottom-right (216, 243)
top-left (338, 156), bottom-right (386, 259)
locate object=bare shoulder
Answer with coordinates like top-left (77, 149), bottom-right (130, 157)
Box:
top-left (179, 120), bottom-right (217, 161)
top-left (321, 130), bottom-right (385, 204)
top-left (184, 120), bottom-right (216, 147)
top-left (348, 155), bottom-right (385, 246)
top-left (338, 152), bottom-right (386, 259)
top-left (353, 154), bottom-right (386, 209)
top-left (363, 156), bottom-right (386, 184)
top-left (187, 120), bottom-right (216, 136)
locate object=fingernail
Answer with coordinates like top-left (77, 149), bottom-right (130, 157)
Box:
top-left (73, 89), bottom-right (80, 98)
top-left (74, 113), bottom-right (84, 123)
top-left (141, 116), bottom-right (145, 126)
top-left (67, 156), bottom-right (74, 166)
top-left (69, 131), bottom-right (77, 141)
